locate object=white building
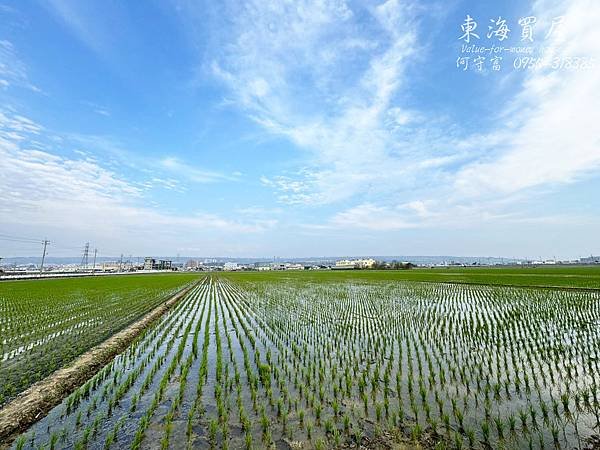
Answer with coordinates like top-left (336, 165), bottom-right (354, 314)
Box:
top-left (101, 262), bottom-right (121, 272)
top-left (356, 258), bottom-right (376, 269)
top-left (333, 260), bottom-right (357, 270)
top-left (223, 262), bottom-right (239, 271)
top-left (333, 258), bottom-right (376, 270)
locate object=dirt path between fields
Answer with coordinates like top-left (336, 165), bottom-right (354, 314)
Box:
top-left (0, 279), bottom-right (201, 448)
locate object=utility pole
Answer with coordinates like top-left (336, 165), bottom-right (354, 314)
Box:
top-left (92, 248), bottom-right (97, 274)
top-left (119, 253), bottom-right (123, 272)
top-left (40, 239), bottom-right (49, 275)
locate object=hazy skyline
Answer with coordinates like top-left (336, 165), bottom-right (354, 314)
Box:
top-left (1, 0), bottom-right (599, 259)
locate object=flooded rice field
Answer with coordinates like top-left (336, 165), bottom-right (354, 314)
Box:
top-left (11, 276), bottom-right (600, 449)
top-left (0, 274), bottom-right (197, 406)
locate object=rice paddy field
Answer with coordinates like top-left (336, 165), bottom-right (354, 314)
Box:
top-left (5, 267), bottom-right (600, 449)
top-left (241, 265), bottom-right (600, 290)
top-left (0, 274), bottom-right (198, 406)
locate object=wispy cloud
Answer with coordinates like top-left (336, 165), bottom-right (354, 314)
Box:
top-left (198, 0), bottom-right (600, 231)
top-left (80, 101), bottom-right (111, 117)
top-left (455, 0), bottom-right (600, 198)
top-left (0, 110), bottom-right (275, 255)
top-left (259, 171), bottom-right (322, 205)
top-left (330, 203), bottom-right (415, 230)
top-left (202, 0), bottom-right (456, 205)
top-left (0, 40), bottom-right (41, 92)
top-left (41, 0), bottom-right (112, 59)
top-left (160, 157), bottom-right (237, 183)
top-left (314, 195), bottom-right (596, 234)
top-left (2, 0), bottom-right (599, 258)
top-left (64, 134), bottom-right (237, 186)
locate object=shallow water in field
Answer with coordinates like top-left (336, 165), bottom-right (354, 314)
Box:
top-left (12, 277), bottom-right (600, 450)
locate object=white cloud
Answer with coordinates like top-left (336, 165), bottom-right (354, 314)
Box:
top-left (455, 0), bottom-right (600, 197)
top-left (260, 172), bottom-right (322, 204)
top-left (80, 101), bottom-right (111, 117)
top-left (42, 0), bottom-right (109, 58)
top-left (0, 40), bottom-right (41, 92)
top-left (330, 203), bottom-right (415, 231)
top-left (0, 111), bottom-right (43, 135)
top-left (203, 0), bottom-right (454, 205)
top-left (160, 157), bottom-right (237, 183)
top-left (0, 110), bottom-right (276, 255)
top-left (63, 134), bottom-right (236, 186)
top-left (317, 195), bottom-right (592, 235)
top-left (204, 0), bottom-right (600, 236)
top-left (403, 200), bottom-right (433, 218)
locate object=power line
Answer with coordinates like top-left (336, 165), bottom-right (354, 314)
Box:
top-left (0, 234), bottom-right (96, 253)
top-left (0, 235), bottom-right (132, 269)
top-left (0, 233), bottom-right (43, 242)
top-left (50, 243), bottom-right (88, 251)
top-left (0, 236), bottom-right (43, 245)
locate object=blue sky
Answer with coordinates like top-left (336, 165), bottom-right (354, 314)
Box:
top-left (1, 0), bottom-right (599, 259)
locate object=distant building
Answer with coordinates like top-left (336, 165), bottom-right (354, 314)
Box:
top-left (224, 262), bottom-right (239, 271)
top-left (157, 260), bottom-right (172, 270)
top-left (333, 258), bottom-right (376, 270)
top-left (186, 259), bottom-right (199, 269)
top-left (101, 262), bottom-right (121, 272)
top-left (333, 260), bottom-right (357, 270)
top-left (144, 257), bottom-right (172, 270)
top-left (579, 256), bottom-right (600, 264)
top-left (356, 258), bottom-right (376, 269)
top-left (532, 260), bottom-right (557, 265)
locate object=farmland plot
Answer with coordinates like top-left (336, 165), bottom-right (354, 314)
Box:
top-left (0, 274), bottom-right (198, 405)
top-left (11, 276), bottom-right (600, 449)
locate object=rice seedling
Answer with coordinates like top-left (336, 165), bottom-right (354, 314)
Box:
top-left (10, 272), bottom-right (600, 450)
top-left (0, 273), bottom-right (198, 405)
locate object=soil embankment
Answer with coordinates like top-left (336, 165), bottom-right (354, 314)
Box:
top-left (0, 279), bottom-right (200, 448)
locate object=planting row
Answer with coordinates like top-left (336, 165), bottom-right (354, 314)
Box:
top-left (12, 275), bottom-right (600, 449)
top-left (0, 273), bottom-right (198, 406)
